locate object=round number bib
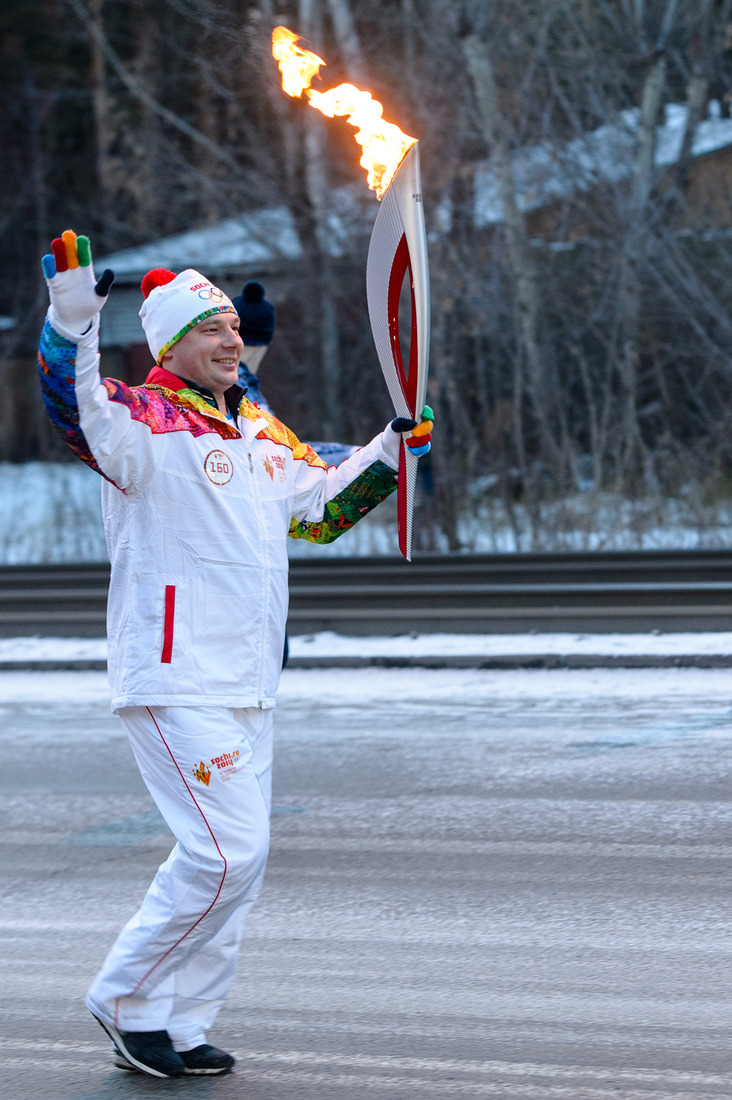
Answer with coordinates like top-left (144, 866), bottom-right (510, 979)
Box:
top-left (204, 449), bottom-right (234, 485)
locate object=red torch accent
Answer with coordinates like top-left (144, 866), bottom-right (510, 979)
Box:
top-left (387, 234), bottom-right (419, 415)
top-left (367, 142), bottom-right (431, 561)
top-left (386, 233), bottom-right (421, 557)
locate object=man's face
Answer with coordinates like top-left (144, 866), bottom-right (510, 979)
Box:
top-left (162, 313), bottom-right (243, 401)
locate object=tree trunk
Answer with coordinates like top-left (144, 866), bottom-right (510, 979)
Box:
top-left (126, 0), bottom-right (161, 237)
top-left (672, 0), bottom-right (715, 189)
top-left (299, 0), bottom-right (341, 438)
top-left (325, 0), bottom-right (365, 80)
top-left (87, 0), bottom-right (113, 244)
top-left (401, 0), bottom-right (416, 75)
top-left (461, 32), bottom-right (561, 475)
top-left (616, 0), bottom-right (682, 488)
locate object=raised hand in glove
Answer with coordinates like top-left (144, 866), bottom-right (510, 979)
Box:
top-left (41, 230), bottom-right (115, 335)
top-left (390, 405), bottom-right (434, 457)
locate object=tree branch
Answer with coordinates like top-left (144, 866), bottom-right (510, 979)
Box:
top-left (65, 0), bottom-right (243, 173)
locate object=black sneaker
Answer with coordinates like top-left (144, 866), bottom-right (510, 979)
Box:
top-left (113, 1041), bottom-right (235, 1076)
top-left (112, 1047), bottom-right (138, 1071)
top-left (92, 1014), bottom-right (186, 1078)
top-left (179, 1044), bottom-right (235, 1075)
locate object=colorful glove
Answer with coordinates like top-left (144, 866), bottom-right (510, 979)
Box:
top-left (41, 230), bottom-right (115, 334)
top-left (391, 405), bottom-right (434, 457)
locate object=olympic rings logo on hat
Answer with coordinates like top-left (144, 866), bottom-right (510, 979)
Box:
top-left (198, 286), bottom-right (225, 302)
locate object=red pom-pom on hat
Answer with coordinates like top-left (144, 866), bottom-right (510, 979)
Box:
top-left (141, 268), bottom-right (177, 299)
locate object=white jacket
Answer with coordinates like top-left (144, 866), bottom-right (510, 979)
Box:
top-left (38, 310), bottom-right (400, 712)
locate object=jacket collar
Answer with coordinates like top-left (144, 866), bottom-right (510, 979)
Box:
top-left (143, 366), bottom-right (246, 422)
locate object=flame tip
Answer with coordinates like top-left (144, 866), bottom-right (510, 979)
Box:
top-left (272, 24), bottom-right (416, 197)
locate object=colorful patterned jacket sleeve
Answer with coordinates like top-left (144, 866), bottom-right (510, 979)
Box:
top-left (38, 311), bottom-right (163, 492)
top-left (281, 417), bottom-right (401, 545)
top-left (37, 309), bottom-right (223, 493)
top-left (287, 455), bottom-right (398, 544)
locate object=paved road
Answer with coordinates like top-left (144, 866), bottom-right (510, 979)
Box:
top-left (1, 665), bottom-right (732, 1099)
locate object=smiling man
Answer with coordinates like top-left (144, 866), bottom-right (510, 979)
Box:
top-left (162, 312), bottom-right (243, 409)
top-left (37, 233), bottom-right (432, 1079)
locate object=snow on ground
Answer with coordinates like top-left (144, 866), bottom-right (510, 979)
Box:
top-left (0, 461), bottom-right (400, 562)
top-left (7, 461), bottom-right (732, 562)
top-left (2, 664), bottom-right (732, 716)
top-left (290, 630), bottom-right (732, 657)
top-left (0, 461), bottom-right (108, 564)
top-left (1, 630), bottom-right (731, 666)
top-left (0, 636), bottom-right (109, 661)
top-left (0, 670), bottom-right (112, 705)
top-left (277, 665), bottom-right (732, 713)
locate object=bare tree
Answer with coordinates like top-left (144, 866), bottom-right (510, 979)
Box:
top-left (7, 0), bottom-right (732, 550)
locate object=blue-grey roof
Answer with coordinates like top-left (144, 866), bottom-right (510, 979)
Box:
top-left (471, 102), bottom-right (732, 228)
top-left (97, 187), bottom-right (376, 281)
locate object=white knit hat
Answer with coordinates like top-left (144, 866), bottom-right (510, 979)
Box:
top-left (139, 268), bottom-right (236, 363)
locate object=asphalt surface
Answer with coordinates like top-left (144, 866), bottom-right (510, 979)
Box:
top-left (1, 665), bottom-right (732, 1099)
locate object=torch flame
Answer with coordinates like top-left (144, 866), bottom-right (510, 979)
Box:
top-left (272, 26), bottom-right (416, 199)
top-left (272, 26), bottom-right (325, 98)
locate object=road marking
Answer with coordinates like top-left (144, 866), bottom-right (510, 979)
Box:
top-left (233, 1067), bottom-right (732, 1098)
top-left (237, 1049), bottom-right (732, 1087)
top-left (0, 919), bottom-right (123, 931)
top-left (1, 1057), bottom-right (730, 1098)
top-left (0, 1039), bottom-right (107, 1053)
top-left (271, 837), bottom-right (732, 860)
top-left (2, 1039), bottom-right (732, 1095)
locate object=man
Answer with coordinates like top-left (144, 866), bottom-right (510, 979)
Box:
top-left (38, 230), bottom-right (432, 1079)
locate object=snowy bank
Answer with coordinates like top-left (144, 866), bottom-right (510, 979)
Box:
top-left (1, 630), bottom-right (731, 668)
top-left (4, 462), bottom-right (732, 563)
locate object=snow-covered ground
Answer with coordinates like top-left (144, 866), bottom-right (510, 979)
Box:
top-left (3, 663), bottom-right (732, 716)
top-left (0, 461), bottom-right (399, 562)
top-left (5, 461), bottom-right (732, 562)
top-left (1, 630), bottom-right (731, 666)
top-left (0, 462), bottom-right (109, 564)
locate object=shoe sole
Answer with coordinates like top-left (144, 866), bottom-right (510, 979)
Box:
top-left (92, 1015), bottom-right (182, 1079)
top-left (112, 1051), bottom-right (138, 1069)
top-left (182, 1067), bottom-right (234, 1076)
top-left (113, 1054), bottom-right (139, 1072)
top-left (114, 1051), bottom-right (233, 1076)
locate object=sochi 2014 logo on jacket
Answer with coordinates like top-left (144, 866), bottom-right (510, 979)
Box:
top-left (193, 761), bottom-right (212, 786)
top-left (204, 449), bottom-right (234, 485)
top-left (263, 454), bottom-right (286, 484)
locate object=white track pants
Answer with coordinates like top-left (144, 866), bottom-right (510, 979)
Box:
top-left (85, 705), bottom-right (273, 1049)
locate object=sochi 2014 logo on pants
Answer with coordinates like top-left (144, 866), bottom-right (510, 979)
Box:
top-left (205, 450), bottom-right (234, 485)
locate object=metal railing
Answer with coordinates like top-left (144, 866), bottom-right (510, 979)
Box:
top-left (1, 549), bottom-right (732, 635)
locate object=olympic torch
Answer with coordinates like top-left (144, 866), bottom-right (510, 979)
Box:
top-left (272, 27), bottom-right (431, 560)
top-left (365, 143), bottom-right (429, 560)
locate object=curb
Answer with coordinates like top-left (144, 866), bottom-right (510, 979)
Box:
top-left (0, 660), bottom-right (108, 671)
top-left (3, 655), bottom-right (732, 671)
top-left (288, 655), bottom-right (732, 669)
